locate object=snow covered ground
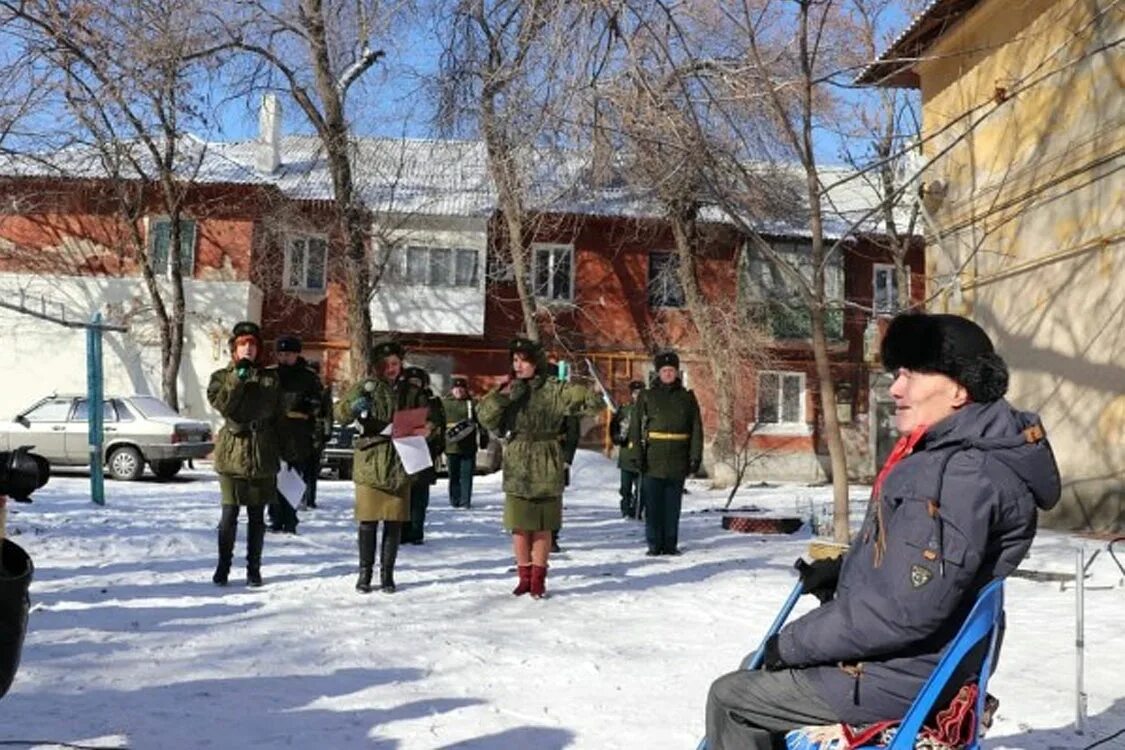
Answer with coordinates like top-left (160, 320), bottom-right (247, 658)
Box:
top-left (3, 450), bottom-right (1122, 749)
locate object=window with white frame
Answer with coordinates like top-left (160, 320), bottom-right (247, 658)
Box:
top-left (148, 218), bottom-right (196, 276)
top-left (757, 371), bottom-right (805, 425)
top-left (648, 251), bottom-right (685, 308)
top-left (532, 243), bottom-right (573, 301)
top-left (873, 263), bottom-right (908, 316)
top-left (403, 245), bottom-right (479, 287)
top-left (286, 236), bottom-right (327, 291)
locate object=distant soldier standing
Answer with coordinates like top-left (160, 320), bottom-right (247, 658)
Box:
top-left (401, 365), bottom-right (445, 545)
top-left (478, 337), bottom-right (601, 599)
top-left (268, 334), bottom-right (322, 532)
top-left (611, 380), bottom-right (646, 519)
top-left (305, 360), bottom-right (333, 509)
top-left (630, 350), bottom-right (702, 556)
top-left (442, 376), bottom-right (484, 509)
top-left (207, 321), bottom-right (282, 587)
top-left (334, 341), bottom-right (430, 594)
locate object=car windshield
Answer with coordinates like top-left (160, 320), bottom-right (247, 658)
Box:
top-left (129, 396), bottom-right (180, 418)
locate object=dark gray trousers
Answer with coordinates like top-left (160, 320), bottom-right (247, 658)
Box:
top-left (706, 668), bottom-right (840, 750)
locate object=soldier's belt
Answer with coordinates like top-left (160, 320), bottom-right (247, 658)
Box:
top-left (285, 411), bottom-right (311, 420)
top-left (647, 431), bottom-right (691, 441)
top-left (509, 431), bottom-right (560, 442)
top-left (225, 419), bottom-right (267, 434)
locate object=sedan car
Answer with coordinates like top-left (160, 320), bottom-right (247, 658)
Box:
top-left (0, 394), bottom-right (213, 481)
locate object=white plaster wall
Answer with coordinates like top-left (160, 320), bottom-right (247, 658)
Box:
top-left (0, 273), bottom-right (262, 425)
top-left (370, 215), bottom-right (488, 336)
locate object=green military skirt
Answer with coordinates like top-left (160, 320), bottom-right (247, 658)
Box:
top-left (219, 475), bottom-right (276, 507)
top-left (355, 483), bottom-right (411, 523)
top-left (504, 494), bottom-right (562, 532)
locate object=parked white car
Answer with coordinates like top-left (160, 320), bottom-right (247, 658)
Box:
top-left (0, 394), bottom-right (213, 481)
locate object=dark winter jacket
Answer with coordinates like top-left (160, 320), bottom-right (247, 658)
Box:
top-left (776, 400), bottom-right (1061, 724)
top-left (272, 360), bottom-right (324, 464)
top-left (611, 402), bottom-right (641, 473)
top-left (629, 380), bottom-right (703, 480)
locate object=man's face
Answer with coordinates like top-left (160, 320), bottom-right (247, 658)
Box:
top-left (512, 353), bottom-right (537, 380)
top-left (631, 389), bottom-right (641, 402)
top-left (277, 351), bottom-right (299, 366)
top-left (234, 339), bottom-right (258, 362)
top-left (658, 366), bottom-right (678, 385)
top-left (382, 355), bottom-right (403, 381)
top-left (889, 368), bottom-right (966, 434)
top-left (452, 385), bottom-right (467, 399)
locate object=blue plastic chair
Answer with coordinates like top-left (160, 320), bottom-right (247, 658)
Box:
top-left (699, 579), bottom-right (1005, 750)
top-left (856, 579), bottom-right (1005, 750)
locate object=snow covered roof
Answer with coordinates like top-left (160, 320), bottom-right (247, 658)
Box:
top-left (2, 132), bottom-right (908, 240)
top-left (855, 0), bottom-right (983, 87)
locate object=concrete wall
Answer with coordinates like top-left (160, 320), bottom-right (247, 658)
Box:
top-left (0, 273), bottom-right (261, 424)
top-left (917, 0), bottom-right (1124, 530)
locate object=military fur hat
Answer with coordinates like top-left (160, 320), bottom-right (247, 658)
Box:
top-left (371, 339), bottom-right (406, 364)
top-left (402, 365), bottom-right (430, 386)
top-left (228, 321), bottom-right (263, 356)
top-left (881, 312), bottom-right (1009, 403)
top-left (653, 349), bottom-right (680, 370)
top-left (509, 337), bottom-right (547, 370)
top-left (276, 334), bottom-right (302, 353)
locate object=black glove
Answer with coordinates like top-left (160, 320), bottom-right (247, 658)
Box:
top-left (795, 556), bottom-right (843, 604)
top-left (688, 458), bottom-right (701, 475)
top-left (761, 634), bottom-right (786, 671)
top-left (234, 359), bottom-right (254, 381)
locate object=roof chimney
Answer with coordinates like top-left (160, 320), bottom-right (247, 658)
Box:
top-left (257, 93), bottom-right (281, 174)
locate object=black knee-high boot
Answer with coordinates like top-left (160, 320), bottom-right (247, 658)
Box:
top-left (357, 521), bottom-right (377, 593)
top-left (214, 505), bottom-right (239, 585)
top-left (246, 505), bottom-right (265, 587)
top-left (380, 521), bottom-right (401, 593)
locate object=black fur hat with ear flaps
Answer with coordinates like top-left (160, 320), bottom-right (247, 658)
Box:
top-left (881, 312), bottom-right (1009, 403)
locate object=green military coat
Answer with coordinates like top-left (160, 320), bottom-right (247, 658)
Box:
top-left (334, 377), bottom-right (431, 522)
top-left (629, 380), bottom-right (703, 480)
top-left (272, 360), bottom-right (323, 464)
top-left (207, 363), bottom-right (283, 505)
top-left (611, 402), bottom-right (641, 473)
top-left (441, 396), bottom-right (481, 456)
top-left (478, 375), bottom-right (601, 499)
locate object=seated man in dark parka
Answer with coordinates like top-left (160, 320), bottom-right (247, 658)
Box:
top-left (705, 312), bottom-right (1061, 750)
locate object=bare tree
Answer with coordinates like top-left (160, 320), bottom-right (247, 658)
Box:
top-left (217, 0), bottom-right (394, 377)
top-left (1, 0), bottom-right (231, 410)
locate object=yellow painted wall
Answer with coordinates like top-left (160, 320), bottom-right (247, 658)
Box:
top-left (916, 0), bottom-right (1124, 530)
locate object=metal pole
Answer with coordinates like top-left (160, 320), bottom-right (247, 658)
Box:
top-left (87, 313), bottom-right (105, 506)
top-left (1076, 546), bottom-right (1087, 734)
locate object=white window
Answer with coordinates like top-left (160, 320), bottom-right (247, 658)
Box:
top-left (648, 251), bottom-right (685, 308)
top-left (286, 236), bottom-right (327, 291)
top-left (532, 243), bottom-right (574, 301)
top-left (148, 218), bottom-right (196, 277)
top-left (757, 371), bottom-right (805, 425)
top-left (403, 245), bottom-right (479, 287)
top-left (873, 263), bottom-right (908, 316)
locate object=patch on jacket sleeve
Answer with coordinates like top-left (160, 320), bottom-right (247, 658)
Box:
top-left (911, 564), bottom-right (934, 589)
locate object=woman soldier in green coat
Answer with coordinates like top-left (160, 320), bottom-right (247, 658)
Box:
top-left (334, 341), bottom-right (432, 594)
top-left (207, 321), bottom-right (283, 587)
top-left (478, 338), bottom-right (601, 599)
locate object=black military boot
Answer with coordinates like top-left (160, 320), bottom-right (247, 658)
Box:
top-left (0, 539), bottom-right (33, 699)
top-left (379, 522), bottom-right (401, 593)
top-left (213, 505), bottom-right (237, 586)
top-left (246, 507), bottom-right (265, 588)
top-left (356, 522), bottom-right (377, 594)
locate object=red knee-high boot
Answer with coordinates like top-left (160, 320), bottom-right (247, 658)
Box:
top-left (512, 565), bottom-right (532, 596)
top-left (530, 565), bottom-right (548, 599)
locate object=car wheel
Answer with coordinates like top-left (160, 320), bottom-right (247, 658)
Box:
top-left (151, 459), bottom-right (183, 480)
top-left (107, 446), bottom-right (145, 481)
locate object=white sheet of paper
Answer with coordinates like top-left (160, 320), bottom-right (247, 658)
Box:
top-left (276, 463), bottom-right (306, 508)
top-left (393, 435), bottom-right (432, 475)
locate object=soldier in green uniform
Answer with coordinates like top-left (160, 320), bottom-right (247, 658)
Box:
top-left (268, 334), bottom-right (323, 533)
top-left (610, 380), bottom-right (646, 519)
top-left (305, 360), bottom-right (333, 509)
top-left (441, 376), bottom-right (484, 509)
top-left (478, 338), bottom-right (601, 599)
top-left (629, 350), bottom-right (703, 556)
top-left (207, 321), bottom-right (283, 587)
top-left (400, 365), bottom-right (445, 545)
top-left (334, 341), bottom-right (432, 594)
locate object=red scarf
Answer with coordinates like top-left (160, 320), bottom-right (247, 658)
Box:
top-left (871, 424), bottom-right (928, 566)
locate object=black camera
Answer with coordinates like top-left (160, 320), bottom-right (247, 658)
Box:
top-left (0, 447), bottom-right (50, 503)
